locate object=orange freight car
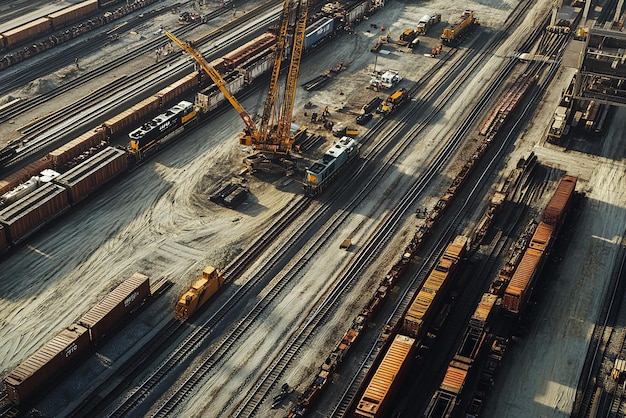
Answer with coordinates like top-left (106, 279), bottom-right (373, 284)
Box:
top-left (502, 220), bottom-right (557, 315)
top-left (403, 236), bottom-right (467, 338)
top-left (48, 127), bottom-right (107, 169)
top-left (355, 334), bottom-right (415, 418)
top-left (543, 175), bottom-right (577, 227)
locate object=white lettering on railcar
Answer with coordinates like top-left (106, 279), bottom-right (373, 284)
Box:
top-left (124, 290), bottom-right (140, 307)
top-left (65, 342), bottom-right (78, 357)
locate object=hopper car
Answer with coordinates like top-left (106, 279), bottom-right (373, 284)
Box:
top-left (3, 273), bottom-right (151, 406)
top-left (0, 0), bottom-right (154, 66)
top-left (304, 136), bottom-right (359, 195)
top-left (440, 10), bottom-right (478, 45)
top-left (175, 266), bottom-right (225, 320)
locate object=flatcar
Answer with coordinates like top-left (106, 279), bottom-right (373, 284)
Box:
top-left (175, 266), bottom-right (225, 320)
top-left (304, 136), bottom-right (359, 195)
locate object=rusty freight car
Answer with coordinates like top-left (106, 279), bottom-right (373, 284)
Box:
top-left (502, 223), bottom-right (554, 314)
top-left (543, 175), bottom-right (577, 227)
top-left (0, 182), bottom-right (70, 244)
top-left (402, 236), bottom-right (467, 338)
top-left (54, 147), bottom-right (127, 204)
top-left (354, 334), bottom-right (415, 418)
top-left (48, 128), bottom-right (107, 169)
top-left (3, 324), bottom-right (91, 405)
top-left (78, 273), bottom-right (150, 343)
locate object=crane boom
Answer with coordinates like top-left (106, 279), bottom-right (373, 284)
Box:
top-left (164, 31), bottom-right (259, 138)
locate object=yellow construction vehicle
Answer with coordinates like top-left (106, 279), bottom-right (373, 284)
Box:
top-left (165, 0), bottom-right (309, 172)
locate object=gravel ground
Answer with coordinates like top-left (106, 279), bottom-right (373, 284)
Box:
top-left (2, 0), bottom-right (625, 417)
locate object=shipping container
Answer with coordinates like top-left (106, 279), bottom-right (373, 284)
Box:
top-left (223, 33), bottom-right (276, 69)
top-left (470, 293), bottom-right (497, 329)
top-left (0, 157), bottom-right (52, 196)
top-left (0, 182), bottom-right (70, 244)
top-left (156, 71), bottom-right (200, 108)
top-left (102, 96), bottom-right (160, 136)
top-left (54, 147), bottom-right (127, 204)
top-left (529, 222), bottom-right (553, 250)
top-left (47, 0), bottom-right (99, 30)
top-left (2, 18), bottom-right (52, 49)
top-left (543, 175), bottom-right (577, 227)
top-left (304, 17), bottom-right (334, 51)
top-left (355, 335), bottom-right (415, 418)
top-left (78, 273), bottom-right (150, 343)
top-left (0, 35), bottom-right (6, 52)
top-left (3, 324), bottom-right (90, 405)
top-left (48, 127), bottom-right (107, 168)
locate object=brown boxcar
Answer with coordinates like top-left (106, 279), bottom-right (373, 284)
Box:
top-left (102, 96), bottom-right (160, 137)
top-left (543, 175), bottom-right (577, 227)
top-left (47, 0), bottom-right (99, 30)
top-left (48, 127), bottom-right (107, 168)
top-left (156, 72), bottom-right (200, 108)
top-left (2, 18), bottom-right (52, 49)
top-left (78, 273), bottom-right (150, 343)
top-left (54, 147), bottom-right (127, 204)
top-left (0, 224), bottom-right (8, 254)
top-left (0, 182), bottom-right (70, 244)
top-left (222, 33), bottom-right (277, 70)
top-left (3, 324), bottom-right (90, 405)
top-left (355, 334), bottom-right (415, 418)
top-left (0, 157), bottom-right (53, 196)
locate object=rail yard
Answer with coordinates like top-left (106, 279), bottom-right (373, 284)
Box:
top-left (1, 0), bottom-right (626, 417)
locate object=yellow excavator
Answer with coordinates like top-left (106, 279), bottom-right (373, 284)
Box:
top-left (165, 0), bottom-right (308, 172)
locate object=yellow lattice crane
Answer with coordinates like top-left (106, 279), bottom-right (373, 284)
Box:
top-left (165, 0), bottom-right (308, 170)
top-left (164, 31), bottom-right (259, 142)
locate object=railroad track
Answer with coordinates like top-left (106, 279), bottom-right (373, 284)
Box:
top-left (0, 1), bottom-right (281, 169)
top-left (103, 28), bottom-right (476, 418)
top-left (326, 8), bottom-right (573, 418)
top-left (574, 231), bottom-right (626, 418)
top-left (154, 11), bottom-right (543, 415)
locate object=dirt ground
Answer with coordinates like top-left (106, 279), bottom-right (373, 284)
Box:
top-left (1, 0), bottom-right (625, 417)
